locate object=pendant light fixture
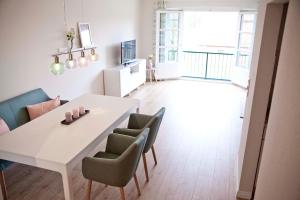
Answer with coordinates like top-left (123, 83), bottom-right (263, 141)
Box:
top-left (50, 56), bottom-right (65, 75)
top-left (89, 48), bottom-right (99, 61)
top-left (49, 0), bottom-right (99, 75)
top-left (65, 52), bottom-right (77, 69)
top-left (78, 50), bottom-right (88, 67)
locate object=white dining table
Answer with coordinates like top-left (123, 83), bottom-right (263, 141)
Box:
top-left (0, 94), bottom-right (140, 200)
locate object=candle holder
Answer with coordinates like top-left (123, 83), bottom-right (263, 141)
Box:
top-left (61, 110), bottom-right (90, 125)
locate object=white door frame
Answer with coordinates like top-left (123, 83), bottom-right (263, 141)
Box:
top-left (231, 11), bottom-right (257, 88)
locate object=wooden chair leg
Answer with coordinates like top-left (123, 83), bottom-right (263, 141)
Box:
top-left (86, 180), bottom-right (92, 200)
top-left (142, 153), bottom-right (149, 182)
top-left (133, 173), bottom-right (141, 196)
top-left (151, 145), bottom-right (158, 165)
top-left (0, 170), bottom-right (8, 200)
top-left (119, 187), bottom-right (126, 200)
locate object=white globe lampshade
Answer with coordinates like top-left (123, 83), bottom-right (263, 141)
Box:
top-left (50, 56), bottom-right (65, 75)
top-left (78, 51), bottom-right (88, 67)
top-left (89, 48), bottom-right (99, 61)
top-left (65, 53), bottom-right (77, 69)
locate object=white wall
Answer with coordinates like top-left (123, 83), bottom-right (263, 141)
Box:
top-left (254, 0), bottom-right (300, 199)
top-left (237, 2), bottom-right (287, 198)
top-left (0, 0), bottom-right (141, 101)
top-left (139, 0), bottom-right (155, 59)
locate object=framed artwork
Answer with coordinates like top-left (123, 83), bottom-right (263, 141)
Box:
top-left (78, 23), bottom-right (93, 48)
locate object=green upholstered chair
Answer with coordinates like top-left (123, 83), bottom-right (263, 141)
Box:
top-left (0, 88), bottom-right (68, 200)
top-left (82, 129), bottom-right (149, 200)
top-left (113, 107), bottom-right (165, 182)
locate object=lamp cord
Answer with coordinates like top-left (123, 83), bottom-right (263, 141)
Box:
top-left (63, 0), bottom-right (68, 30)
top-left (81, 0), bottom-right (84, 22)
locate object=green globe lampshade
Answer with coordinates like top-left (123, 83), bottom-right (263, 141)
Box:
top-left (78, 51), bottom-right (88, 67)
top-left (50, 56), bottom-right (65, 75)
top-left (65, 53), bottom-right (77, 69)
top-left (89, 48), bottom-right (99, 61)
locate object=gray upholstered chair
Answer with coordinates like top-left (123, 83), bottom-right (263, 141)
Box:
top-left (113, 107), bottom-right (165, 182)
top-left (82, 129), bottom-right (149, 200)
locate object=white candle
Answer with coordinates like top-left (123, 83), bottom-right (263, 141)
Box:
top-left (73, 109), bottom-right (80, 118)
top-left (65, 112), bottom-right (73, 122)
top-left (79, 106), bottom-right (85, 115)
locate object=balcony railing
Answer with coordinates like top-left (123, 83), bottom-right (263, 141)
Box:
top-left (181, 51), bottom-right (235, 81)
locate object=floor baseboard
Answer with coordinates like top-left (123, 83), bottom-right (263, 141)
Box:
top-left (237, 190), bottom-right (252, 199)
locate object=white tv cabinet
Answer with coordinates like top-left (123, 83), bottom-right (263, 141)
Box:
top-left (104, 59), bottom-right (146, 97)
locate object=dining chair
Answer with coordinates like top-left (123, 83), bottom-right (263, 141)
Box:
top-left (113, 107), bottom-right (165, 182)
top-left (82, 129), bottom-right (149, 200)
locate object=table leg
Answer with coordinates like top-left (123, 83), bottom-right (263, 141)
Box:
top-left (0, 170), bottom-right (7, 200)
top-left (61, 167), bottom-right (74, 200)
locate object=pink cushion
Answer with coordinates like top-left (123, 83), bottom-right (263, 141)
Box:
top-left (0, 118), bottom-right (10, 135)
top-left (27, 96), bottom-right (61, 120)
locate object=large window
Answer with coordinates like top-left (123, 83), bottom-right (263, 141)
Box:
top-left (182, 11), bottom-right (239, 53)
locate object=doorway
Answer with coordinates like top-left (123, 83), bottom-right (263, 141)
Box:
top-left (252, 3), bottom-right (288, 199)
top-left (237, 3), bottom-right (289, 199)
top-left (155, 10), bottom-right (256, 86)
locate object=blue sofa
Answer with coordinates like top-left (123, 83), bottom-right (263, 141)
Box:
top-left (0, 88), bottom-right (67, 199)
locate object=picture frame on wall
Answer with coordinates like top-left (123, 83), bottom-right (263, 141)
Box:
top-left (78, 23), bottom-right (93, 48)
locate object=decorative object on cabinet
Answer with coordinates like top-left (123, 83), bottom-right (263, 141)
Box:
top-left (146, 54), bottom-right (157, 83)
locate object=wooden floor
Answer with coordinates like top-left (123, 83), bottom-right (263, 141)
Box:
top-left (4, 79), bottom-right (246, 200)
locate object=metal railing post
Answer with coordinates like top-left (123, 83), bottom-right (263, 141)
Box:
top-left (205, 52), bottom-right (209, 79)
top-left (182, 50), bottom-right (234, 81)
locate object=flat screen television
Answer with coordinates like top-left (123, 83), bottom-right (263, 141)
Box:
top-left (121, 40), bottom-right (136, 65)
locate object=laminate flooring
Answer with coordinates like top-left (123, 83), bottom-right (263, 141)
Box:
top-left (4, 79), bottom-right (246, 200)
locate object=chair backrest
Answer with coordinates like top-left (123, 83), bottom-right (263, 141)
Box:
top-left (0, 88), bottom-right (50, 130)
top-left (117, 128), bottom-right (149, 186)
top-left (143, 107), bottom-right (165, 153)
